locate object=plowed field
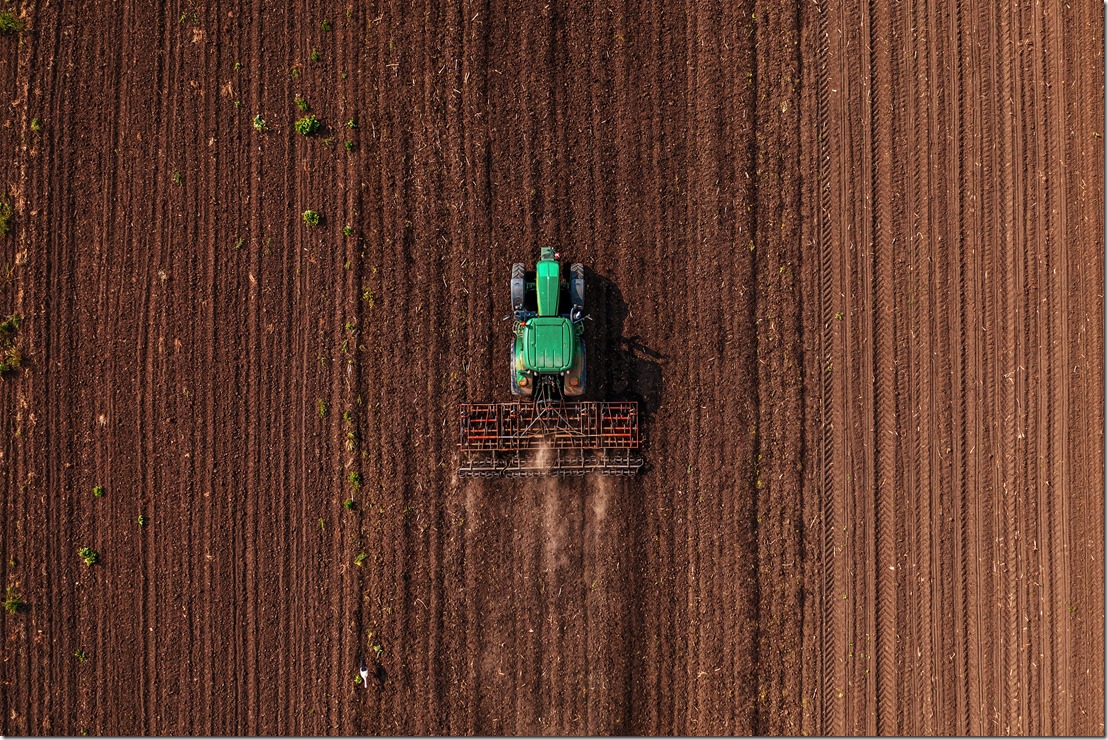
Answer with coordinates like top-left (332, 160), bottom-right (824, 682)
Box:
top-left (0, 0), bottom-right (1101, 736)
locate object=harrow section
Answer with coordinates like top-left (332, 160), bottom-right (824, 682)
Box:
top-left (458, 401), bottom-right (643, 477)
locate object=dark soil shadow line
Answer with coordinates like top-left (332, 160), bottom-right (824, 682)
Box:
top-left (582, 268), bottom-right (660, 731)
top-left (583, 268), bottom-right (665, 474)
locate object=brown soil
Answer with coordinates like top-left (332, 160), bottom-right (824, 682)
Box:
top-left (0, 0), bottom-right (1100, 735)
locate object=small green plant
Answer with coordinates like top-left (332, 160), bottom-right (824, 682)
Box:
top-left (172, 171), bottom-right (183, 186)
top-left (354, 552), bottom-right (367, 567)
top-left (233, 100), bottom-right (243, 109)
top-left (344, 140), bottom-right (356, 152)
top-left (234, 237), bottom-right (245, 250)
top-left (137, 514), bottom-right (147, 527)
top-left (252, 114), bottom-right (267, 131)
top-left (0, 196), bottom-right (13, 236)
top-left (346, 119), bottom-right (357, 129)
top-left (316, 398), bottom-right (329, 418)
top-left (354, 673), bottom-right (363, 686)
top-left (0, 343), bottom-right (20, 374)
top-left (0, 12), bottom-right (24, 34)
top-left (321, 19), bottom-right (333, 31)
top-left (343, 498), bottom-right (355, 510)
top-left (294, 114), bottom-right (320, 136)
top-left (360, 286), bottom-right (374, 307)
top-left (302, 210), bottom-right (321, 227)
top-left (30, 117), bottom-right (43, 133)
top-left (78, 548), bottom-right (99, 567)
top-left (321, 136), bottom-right (334, 147)
top-left (344, 320), bottom-right (356, 332)
top-left (309, 49), bottom-right (321, 62)
top-left (342, 225), bottom-right (355, 237)
top-left (295, 96), bottom-right (310, 112)
top-left (92, 485), bottom-right (104, 498)
top-left (0, 313), bottom-right (22, 375)
top-left (290, 66), bottom-right (300, 79)
top-left (3, 585), bottom-right (23, 614)
top-left (233, 61), bottom-right (243, 70)
top-left (347, 471), bottom-right (362, 490)
top-left (342, 410), bottom-right (354, 424)
top-left (74, 647), bottom-right (88, 663)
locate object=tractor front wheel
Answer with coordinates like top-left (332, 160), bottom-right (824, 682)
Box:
top-left (511, 263), bottom-right (525, 310)
top-left (570, 263), bottom-right (585, 309)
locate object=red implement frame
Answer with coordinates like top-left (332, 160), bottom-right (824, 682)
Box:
top-left (458, 401), bottom-right (643, 477)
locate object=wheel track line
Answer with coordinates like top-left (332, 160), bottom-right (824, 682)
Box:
top-left (35, 2), bottom-right (68, 731)
top-left (948, 1), bottom-right (975, 733)
top-left (339, 4), bottom-right (367, 732)
top-left (679, 0), bottom-right (702, 730)
top-left (285, 2), bottom-right (307, 730)
top-left (284, 5), bottom-right (301, 734)
top-left (1022, 2), bottom-right (1048, 730)
top-left (998, 2), bottom-right (1022, 728)
top-left (0, 1), bottom-right (35, 729)
top-left (827, 0), bottom-right (856, 731)
top-left (1068, 3), bottom-right (1105, 731)
top-left (927, 0), bottom-right (952, 728)
top-left (1028, 2), bottom-right (1051, 732)
top-left (997, 0), bottom-right (1019, 731)
top-left (200, 1), bottom-right (222, 731)
top-left (908, 1), bottom-right (929, 724)
top-left (1040, 1), bottom-right (1071, 732)
top-left (808, 0), bottom-right (839, 731)
top-left (981, 4), bottom-right (1006, 731)
top-left (243, 0), bottom-right (263, 725)
top-left (439, 4), bottom-right (471, 732)
top-left (141, 2), bottom-right (178, 730)
top-left (459, 0), bottom-right (493, 730)
top-left (964, 0), bottom-right (992, 731)
top-left (926, 9), bottom-right (951, 732)
top-left (867, 0), bottom-right (899, 730)
top-left (1043, 0), bottom-right (1072, 732)
top-left (1013, 2), bottom-right (1034, 731)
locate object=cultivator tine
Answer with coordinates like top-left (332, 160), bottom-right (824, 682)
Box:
top-left (458, 401), bottom-right (643, 477)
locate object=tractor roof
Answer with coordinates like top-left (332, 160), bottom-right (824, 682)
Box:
top-left (522, 317), bottom-right (575, 373)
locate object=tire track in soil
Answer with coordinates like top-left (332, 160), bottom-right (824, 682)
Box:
top-left (797, 0), bottom-right (839, 732)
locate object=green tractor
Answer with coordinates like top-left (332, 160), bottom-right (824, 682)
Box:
top-left (509, 247), bottom-right (587, 401)
top-left (458, 247), bottom-right (642, 477)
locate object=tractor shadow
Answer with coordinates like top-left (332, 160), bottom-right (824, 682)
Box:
top-left (584, 269), bottom-right (664, 470)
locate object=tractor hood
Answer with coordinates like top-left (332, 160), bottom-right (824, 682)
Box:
top-left (522, 317), bottom-right (575, 373)
top-left (535, 259), bottom-right (561, 316)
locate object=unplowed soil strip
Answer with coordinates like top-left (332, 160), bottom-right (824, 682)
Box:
top-left (804, 0), bottom-right (1104, 734)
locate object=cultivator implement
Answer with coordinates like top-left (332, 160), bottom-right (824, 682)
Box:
top-left (458, 401), bottom-right (643, 477)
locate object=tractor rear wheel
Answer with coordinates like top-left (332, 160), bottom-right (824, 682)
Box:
top-left (509, 341), bottom-right (522, 396)
top-left (511, 263), bottom-right (525, 310)
top-left (570, 263), bottom-right (585, 309)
